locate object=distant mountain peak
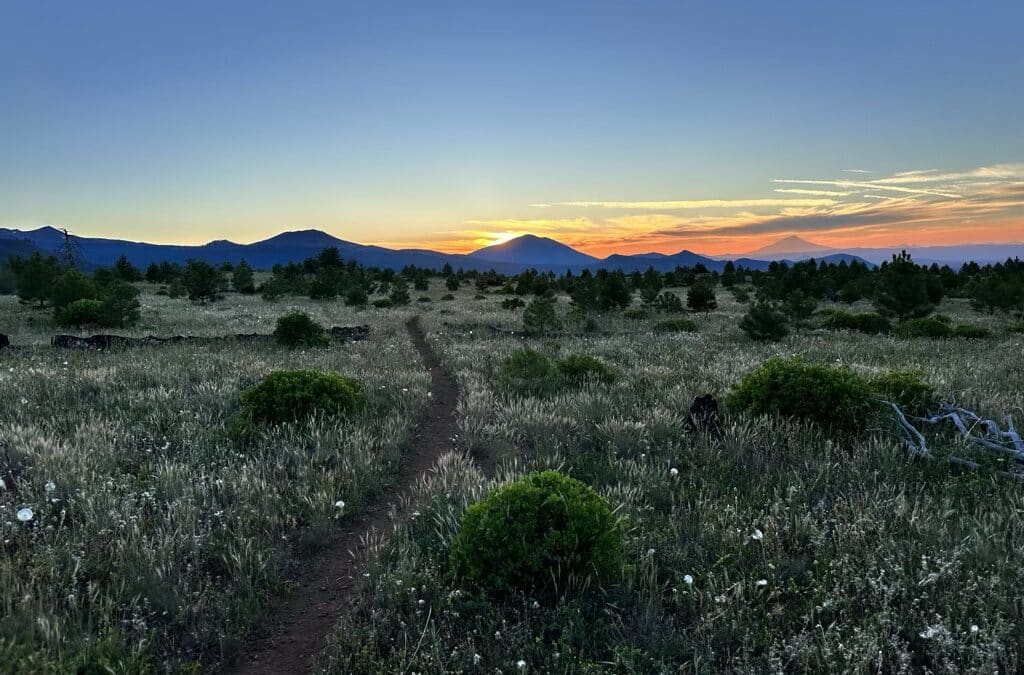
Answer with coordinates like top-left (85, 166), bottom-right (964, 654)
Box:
top-left (258, 229), bottom-right (347, 247)
top-left (747, 235), bottom-right (833, 256)
top-left (469, 234), bottom-right (597, 266)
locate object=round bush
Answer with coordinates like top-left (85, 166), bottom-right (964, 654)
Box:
top-left (241, 370), bottom-right (363, 424)
top-left (450, 470), bottom-right (624, 599)
top-left (953, 323), bottom-right (991, 339)
top-left (55, 299), bottom-right (106, 328)
top-left (556, 354), bottom-right (617, 383)
top-left (728, 357), bottom-right (874, 434)
top-left (500, 348), bottom-right (555, 381)
top-left (894, 315), bottom-right (952, 338)
top-left (869, 370), bottom-right (937, 414)
top-left (273, 311), bottom-right (329, 348)
top-left (819, 310), bottom-right (891, 335)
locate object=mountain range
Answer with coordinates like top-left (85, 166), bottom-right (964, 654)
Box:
top-left (0, 227), bottom-right (1019, 274)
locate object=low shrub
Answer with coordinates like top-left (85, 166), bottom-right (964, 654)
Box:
top-left (440, 293), bottom-right (455, 301)
top-left (894, 314), bottom-right (952, 338)
top-left (1008, 320), bottom-right (1024, 333)
top-left (623, 308), bottom-right (648, 320)
top-left (653, 317), bottom-right (697, 333)
top-left (240, 370), bottom-right (363, 425)
top-left (372, 298), bottom-right (393, 308)
top-left (729, 286), bottom-right (750, 303)
top-left (728, 357), bottom-right (874, 434)
top-left (273, 311), bottom-right (330, 348)
top-left (55, 299), bottom-right (106, 328)
top-left (450, 470), bottom-right (624, 600)
top-left (868, 370), bottom-right (937, 414)
top-left (952, 323), bottom-right (991, 339)
top-left (417, 296), bottom-right (432, 303)
top-left (502, 297), bottom-right (526, 310)
top-left (500, 348), bottom-right (555, 382)
top-left (556, 354), bottom-right (617, 383)
top-left (819, 309), bottom-right (891, 335)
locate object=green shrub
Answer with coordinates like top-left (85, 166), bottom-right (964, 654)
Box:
top-left (240, 370), bottom-right (363, 425)
top-left (894, 314), bottom-right (952, 338)
top-left (869, 370), bottom-right (937, 413)
top-left (728, 357), bottom-right (874, 434)
top-left (729, 286), bottom-right (750, 303)
top-left (500, 348), bottom-right (555, 381)
top-left (441, 293), bottom-right (455, 301)
top-left (623, 308), bottom-right (648, 320)
top-left (819, 309), bottom-right (891, 335)
top-left (952, 323), bottom-right (991, 339)
top-left (739, 301), bottom-right (790, 342)
top-left (372, 298), bottom-right (393, 308)
top-left (55, 299), bottom-right (106, 327)
top-left (1007, 320), bottom-right (1024, 334)
top-left (273, 311), bottom-right (330, 348)
top-left (556, 354), bottom-right (617, 383)
top-left (450, 470), bottom-right (624, 599)
top-left (653, 317), bottom-right (697, 333)
top-left (502, 297), bottom-right (526, 310)
top-left (417, 296), bottom-right (432, 303)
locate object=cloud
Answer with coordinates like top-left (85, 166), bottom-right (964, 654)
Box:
top-left (842, 169), bottom-right (873, 174)
top-left (531, 198), bottom-right (837, 210)
top-left (771, 179), bottom-right (960, 198)
top-left (773, 188), bottom-right (852, 197)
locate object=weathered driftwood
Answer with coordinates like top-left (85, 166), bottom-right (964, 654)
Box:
top-left (886, 401), bottom-right (1024, 480)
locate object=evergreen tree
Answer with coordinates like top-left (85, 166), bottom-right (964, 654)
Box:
top-left (388, 278), bottom-right (411, 306)
top-left (101, 280), bottom-right (142, 328)
top-left (523, 293), bottom-right (560, 336)
top-left (687, 280), bottom-right (718, 313)
top-left (873, 251), bottom-right (934, 321)
top-left (739, 300), bottom-right (790, 342)
top-left (784, 289), bottom-right (817, 332)
top-left (113, 255), bottom-right (142, 282)
top-left (12, 252), bottom-right (60, 307)
top-left (232, 260), bottom-right (256, 294)
top-left (182, 260), bottom-right (223, 303)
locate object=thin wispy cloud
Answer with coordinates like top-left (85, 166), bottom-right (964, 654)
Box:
top-left (842, 169), bottom-right (873, 174)
top-left (530, 198), bottom-right (837, 210)
top-left (394, 163), bottom-right (1024, 256)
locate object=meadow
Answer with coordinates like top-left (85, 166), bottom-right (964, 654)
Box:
top-left (2, 283), bottom-right (1023, 673)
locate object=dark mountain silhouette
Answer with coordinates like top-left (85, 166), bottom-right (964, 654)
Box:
top-left (745, 235), bottom-right (834, 257)
top-left (0, 227), bottom-right (946, 274)
top-left (469, 234), bottom-right (598, 266)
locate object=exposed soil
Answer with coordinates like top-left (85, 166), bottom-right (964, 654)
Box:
top-left (226, 316), bottom-right (460, 674)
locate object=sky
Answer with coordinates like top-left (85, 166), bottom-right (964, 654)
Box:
top-left (2, 1), bottom-right (1023, 256)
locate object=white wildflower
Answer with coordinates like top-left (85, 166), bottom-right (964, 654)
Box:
top-left (516, 660), bottom-right (527, 670)
top-left (16, 507), bottom-right (33, 522)
top-left (970, 624), bottom-right (979, 634)
top-left (334, 500), bottom-right (346, 509)
top-left (45, 480), bottom-right (56, 493)
top-left (669, 467), bottom-right (679, 477)
top-left (683, 574), bottom-right (694, 585)
top-left (756, 579), bottom-right (768, 587)
top-left (750, 528), bottom-right (764, 541)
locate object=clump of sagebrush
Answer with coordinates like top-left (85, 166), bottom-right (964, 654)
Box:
top-left (869, 369), bottom-right (938, 414)
top-left (652, 317), bottom-right (696, 333)
top-left (450, 470), bottom-right (624, 600)
top-left (241, 369), bottom-right (363, 424)
top-left (729, 357), bottom-right (911, 434)
top-left (502, 297), bottom-right (526, 310)
top-left (819, 309), bottom-right (891, 335)
top-left (273, 311), bottom-right (330, 348)
top-left (500, 348), bottom-right (555, 382)
top-left (893, 314), bottom-right (991, 339)
top-left (556, 354), bottom-right (617, 383)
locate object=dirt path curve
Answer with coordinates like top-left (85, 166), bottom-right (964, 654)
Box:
top-left (227, 316), bottom-right (459, 675)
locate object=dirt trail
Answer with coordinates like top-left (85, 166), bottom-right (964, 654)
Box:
top-left (227, 316), bottom-right (459, 674)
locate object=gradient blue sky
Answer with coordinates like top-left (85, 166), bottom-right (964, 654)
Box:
top-left (2, 1), bottom-right (1022, 254)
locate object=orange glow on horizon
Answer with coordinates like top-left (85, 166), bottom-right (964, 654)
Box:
top-left (372, 218), bottom-right (1024, 258)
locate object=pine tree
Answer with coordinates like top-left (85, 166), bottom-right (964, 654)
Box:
top-left (739, 300), bottom-right (790, 342)
top-left (687, 280), bottom-right (718, 313)
top-left (873, 251), bottom-right (934, 321)
top-left (523, 293), bottom-right (560, 336)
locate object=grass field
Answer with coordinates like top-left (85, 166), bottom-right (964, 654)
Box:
top-left (2, 286), bottom-right (1023, 673)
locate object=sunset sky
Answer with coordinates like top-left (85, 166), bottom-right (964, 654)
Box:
top-left (2, 1), bottom-right (1022, 256)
